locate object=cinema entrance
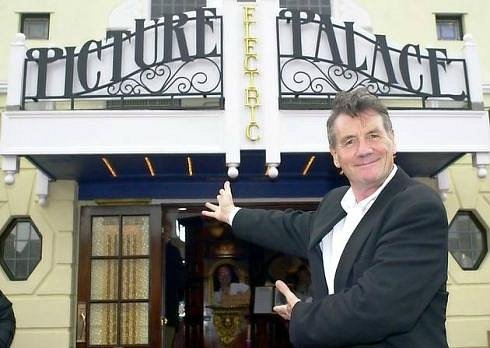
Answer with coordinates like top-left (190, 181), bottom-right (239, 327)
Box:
top-left (75, 201), bottom-right (319, 348)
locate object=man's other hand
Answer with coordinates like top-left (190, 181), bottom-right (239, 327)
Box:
top-left (273, 280), bottom-right (301, 321)
top-left (202, 181), bottom-right (236, 224)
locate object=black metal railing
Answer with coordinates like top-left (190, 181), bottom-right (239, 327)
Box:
top-left (276, 9), bottom-right (471, 110)
top-left (22, 9), bottom-right (223, 110)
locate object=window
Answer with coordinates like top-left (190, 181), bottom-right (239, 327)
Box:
top-left (151, 0), bottom-right (206, 18)
top-left (0, 218), bottom-right (42, 280)
top-left (448, 211), bottom-right (487, 270)
top-left (436, 15), bottom-right (463, 41)
top-left (280, 0), bottom-right (331, 15)
top-left (20, 13), bottom-right (50, 40)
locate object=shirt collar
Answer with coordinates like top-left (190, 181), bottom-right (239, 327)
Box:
top-left (341, 165), bottom-right (398, 213)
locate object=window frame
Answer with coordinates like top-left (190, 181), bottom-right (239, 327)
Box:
top-left (448, 210), bottom-right (488, 271)
top-left (279, 0), bottom-right (331, 15)
top-left (20, 13), bottom-right (51, 40)
top-left (0, 217), bottom-right (43, 281)
top-left (151, 0), bottom-right (207, 18)
top-left (435, 14), bottom-right (464, 41)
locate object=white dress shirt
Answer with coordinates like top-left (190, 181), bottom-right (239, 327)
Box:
top-left (320, 165), bottom-right (397, 294)
top-left (228, 165), bottom-right (398, 295)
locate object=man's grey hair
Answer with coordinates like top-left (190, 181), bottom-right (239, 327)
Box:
top-left (327, 88), bottom-right (393, 147)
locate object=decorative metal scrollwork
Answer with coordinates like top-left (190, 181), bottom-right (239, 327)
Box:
top-left (102, 58), bottom-right (221, 97)
top-left (281, 57), bottom-right (423, 97)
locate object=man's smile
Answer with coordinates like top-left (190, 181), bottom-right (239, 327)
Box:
top-left (354, 158), bottom-right (380, 168)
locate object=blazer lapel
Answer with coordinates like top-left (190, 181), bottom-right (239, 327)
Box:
top-left (334, 169), bottom-right (411, 291)
top-left (307, 187), bottom-right (347, 297)
top-left (308, 188), bottom-right (348, 249)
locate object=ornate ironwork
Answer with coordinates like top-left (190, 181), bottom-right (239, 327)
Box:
top-left (277, 9), bottom-right (471, 109)
top-left (281, 58), bottom-right (407, 96)
top-left (22, 9), bottom-right (223, 110)
top-left (100, 58), bottom-right (221, 97)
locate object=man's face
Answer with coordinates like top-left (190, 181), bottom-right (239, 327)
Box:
top-left (330, 109), bottom-right (396, 198)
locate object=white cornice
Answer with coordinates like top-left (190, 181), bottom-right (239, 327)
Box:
top-left (482, 83), bottom-right (490, 94)
top-left (0, 81), bottom-right (7, 94)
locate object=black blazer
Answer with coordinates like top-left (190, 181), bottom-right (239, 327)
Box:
top-left (232, 168), bottom-right (449, 348)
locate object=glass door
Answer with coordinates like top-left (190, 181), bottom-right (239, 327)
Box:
top-left (76, 205), bottom-right (162, 348)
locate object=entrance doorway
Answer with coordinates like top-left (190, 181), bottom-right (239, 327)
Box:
top-left (170, 202), bottom-right (316, 348)
top-left (76, 202), bottom-right (316, 348)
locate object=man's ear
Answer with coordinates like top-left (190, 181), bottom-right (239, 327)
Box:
top-left (330, 148), bottom-right (340, 168)
top-left (390, 131), bottom-right (397, 155)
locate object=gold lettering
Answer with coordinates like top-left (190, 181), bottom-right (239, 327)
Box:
top-left (246, 122), bottom-right (260, 141)
top-left (245, 87), bottom-right (260, 108)
top-left (244, 55), bottom-right (257, 72)
top-left (244, 71), bottom-right (259, 83)
top-left (244, 21), bottom-right (253, 37)
top-left (244, 7), bottom-right (255, 24)
top-left (243, 6), bottom-right (260, 141)
top-left (244, 38), bottom-right (257, 55)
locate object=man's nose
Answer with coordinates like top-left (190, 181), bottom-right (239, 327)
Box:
top-left (356, 137), bottom-right (374, 156)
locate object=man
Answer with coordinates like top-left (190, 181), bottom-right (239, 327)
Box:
top-left (202, 88), bottom-right (449, 347)
top-left (0, 290), bottom-right (15, 348)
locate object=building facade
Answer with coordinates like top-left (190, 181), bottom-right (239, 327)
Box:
top-left (0, 1), bottom-right (489, 347)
